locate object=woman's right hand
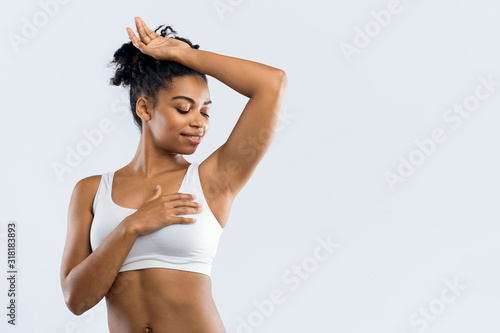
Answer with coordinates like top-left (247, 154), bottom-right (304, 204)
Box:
top-left (126, 17), bottom-right (192, 62)
top-left (126, 185), bottom-right (203, 236)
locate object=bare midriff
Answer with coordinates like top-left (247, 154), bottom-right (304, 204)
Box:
top-left (105, 268), bottom-right (226, 333)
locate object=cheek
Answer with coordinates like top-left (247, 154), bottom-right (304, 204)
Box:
top-left (151, 112), bottom-right (181, 138)
top-left (164, 113), bottom-right (182, 131)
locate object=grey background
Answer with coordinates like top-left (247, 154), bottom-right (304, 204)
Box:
top-left (1, 0), bottom-right (499, 332)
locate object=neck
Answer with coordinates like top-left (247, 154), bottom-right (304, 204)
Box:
top-left (125, 130), bottom-right (189, 177)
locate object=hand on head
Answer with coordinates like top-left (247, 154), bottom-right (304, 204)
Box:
top-left (126, 17), bottom-right (191, 61)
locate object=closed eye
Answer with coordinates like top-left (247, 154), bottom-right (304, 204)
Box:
top-left (176, 108), bottom-right (210, 118)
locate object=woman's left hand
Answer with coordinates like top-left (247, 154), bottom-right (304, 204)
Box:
top-left (126, 17), bottom-right (191, 61)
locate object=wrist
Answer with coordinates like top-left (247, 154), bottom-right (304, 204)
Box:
top-left (171, 46), bottom-right (195, 65)
top-left (121, 216), bottom-right (140, 237)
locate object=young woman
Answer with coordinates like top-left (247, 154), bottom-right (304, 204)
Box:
top-left (59, 17), bottom-right (287, 333)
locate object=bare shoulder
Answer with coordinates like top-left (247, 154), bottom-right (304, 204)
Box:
top-left (71, 174), bottom-right (103, 216)
top-left (61, 174), bottom-right (103, 281)
top-left (74, 174), bottom-right (102, 193)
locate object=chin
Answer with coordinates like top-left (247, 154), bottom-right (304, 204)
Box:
top-left (180, 146), bottom-right (198, 154)
top-left (182, 150), bottom-right (196, 155)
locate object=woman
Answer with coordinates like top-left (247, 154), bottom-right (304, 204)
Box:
top-left (59, 17), bottom-right (287, 333)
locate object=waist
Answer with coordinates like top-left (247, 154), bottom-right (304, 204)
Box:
top-left (106, 268), bottom-right (218, 331)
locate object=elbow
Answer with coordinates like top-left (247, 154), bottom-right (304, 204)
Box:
top-left (61, 281), bottom-right (91, 316)
top-left (276, 69), bottom-right (287, 85)
top-left (64, 295), bottom-right (83, 316)
top-left (63, 289), bottom-right (87, 316)
top-left (277, 69), bottom-right (287, 80)
top-left (273, 69), bottom-right (288, 93)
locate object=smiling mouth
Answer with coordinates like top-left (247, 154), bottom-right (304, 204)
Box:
top-left (181, 134), bottom-right (202, 139)
top-left (181, 134), bottom-right (202, 145)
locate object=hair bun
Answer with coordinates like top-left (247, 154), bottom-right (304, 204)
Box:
top-left (108, 42), bottom-right (138, 87)
top-left (155, 24), bottom-right (200, 49)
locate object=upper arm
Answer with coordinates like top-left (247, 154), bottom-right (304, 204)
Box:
top-left (60, 176), bottom-right (101, 286)
top-left (214, 70), bottom-right (287, 196)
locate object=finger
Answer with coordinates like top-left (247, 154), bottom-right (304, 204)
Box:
top-left (163, 199), bottom-right (202, 211)
top-left (162, 193), bottom-right (197, 200)
top-left (174, 206), bottom-right (203, 215)
top-left (137, 17), bottom-right (160, 40)
top-left (166, 198), bottom-right (201, 207)
top-left (172, 217), bottom-right (197, 224)
top-left (147, 184), bottom-right (162, 201)
top-left (126, 27), bottom-right (147, 52)
top-left (135, 17), bottom-right (157, 44)
top-left (164, 199), bottom-right (201, 209)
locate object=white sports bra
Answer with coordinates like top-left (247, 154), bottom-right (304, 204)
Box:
top-left (90, 162), bottom-right (223, 277)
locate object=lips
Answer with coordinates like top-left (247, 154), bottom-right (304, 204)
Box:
top-left (181, 134), bottom-right (202, 145)
top-left (181, 133), bottom-right (203, 139)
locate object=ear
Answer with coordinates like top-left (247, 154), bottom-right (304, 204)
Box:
top-left (135, 96), bottom-right (152, 122)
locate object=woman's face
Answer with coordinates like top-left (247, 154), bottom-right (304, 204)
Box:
top-left (146, 75), bottom-right (211, 154)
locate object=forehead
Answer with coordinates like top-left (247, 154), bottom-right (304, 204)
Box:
top-left (160, 75), bottom-right (210, 103)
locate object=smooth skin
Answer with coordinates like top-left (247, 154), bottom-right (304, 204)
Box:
top-left (60, 16), bottom-right (287, 333)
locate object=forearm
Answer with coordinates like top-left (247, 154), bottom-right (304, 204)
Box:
top-left (174, 48), bottom-right (285, 98)
top-left (62, 217), bottom-right (138, 315)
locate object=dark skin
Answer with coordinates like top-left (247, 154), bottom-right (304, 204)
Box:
top-left (60, 17), bottom-right (287, 333)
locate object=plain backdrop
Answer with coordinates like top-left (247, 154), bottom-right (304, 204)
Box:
top-left (1, 0), bottom-right (499, 332)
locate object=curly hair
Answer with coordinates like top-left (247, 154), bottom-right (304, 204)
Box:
top-left (107, 24), bottom-right (207, 134)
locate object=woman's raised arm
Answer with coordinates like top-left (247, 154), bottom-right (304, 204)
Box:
top-left (127, 17), bottom-right (288, 196)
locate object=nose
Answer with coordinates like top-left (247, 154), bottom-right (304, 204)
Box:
top-left (189, 110), bottom-right (204, 127)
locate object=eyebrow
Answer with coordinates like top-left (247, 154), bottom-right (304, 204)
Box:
top-left (171, 96), bottom-right (212, 106)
